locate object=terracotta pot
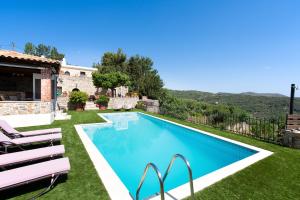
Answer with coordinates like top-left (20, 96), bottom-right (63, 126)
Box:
top-left (75, 103), bottom-right (85, 111)
top-left (99, 105), bottom-right (106, 110)
top-left (76, 107), bottom-right (84, 111)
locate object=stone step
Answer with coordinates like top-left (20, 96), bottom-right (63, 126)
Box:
top-left (55, 111), bottom-right (71, 120)
top-left (85, 101), bottom-right (98, 110)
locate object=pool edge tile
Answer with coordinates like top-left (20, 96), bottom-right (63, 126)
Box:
top-left (75, 124), bottom-right (132, 200)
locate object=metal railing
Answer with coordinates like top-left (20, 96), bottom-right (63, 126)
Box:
top-left (136, 163), bottom-right (165, 200)
top-left (135, 154), bottom-right (194, 200)
top-left (187, 114), bottom-right (286, 144)
top-left (163, 154), bottom-right (194, 198)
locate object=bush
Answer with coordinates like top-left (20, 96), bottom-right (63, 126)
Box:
top-left (159, 90), bottom-right (250, 122)
top-left (136, 101), bottom-right (146, 110)
top-left (95, 95), bottom-right (109, 107)
top-left (69, 91), bottom-right (88, 104)
top-left (159, 93), bottom-right (189, 120)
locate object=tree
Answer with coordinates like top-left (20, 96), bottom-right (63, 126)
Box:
top-left (24, 42), bottom-right (36, 55)
top-left (23, 42), bottom-right (64, 60)
top-left (50, 47), bottom-right (64, 61)
top-left (92, 72), bottom-right (130, 97)
top-left (93, 49), bottom-right (164, 99)
top-left (93, 48), bottom-right (127, 73)
top-left (126, 55), bottom-right (163, 99)
top-left (35, 44), bottom-right (51, 57)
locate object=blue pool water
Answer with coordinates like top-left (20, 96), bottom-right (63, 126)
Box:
top-left (82, 112), bottom-right (257, 199)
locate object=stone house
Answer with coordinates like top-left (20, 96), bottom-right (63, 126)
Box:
top-left (57, 58), bottom-right (98, 97)
top-left (0, 50), bottom-right (61, 127)
top-left (58, 58), bottom-right (129, 97)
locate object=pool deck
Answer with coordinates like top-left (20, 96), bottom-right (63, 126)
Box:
top-left (75, 112), bottom-right (273, 200)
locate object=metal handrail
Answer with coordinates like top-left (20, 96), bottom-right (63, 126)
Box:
top-left (163, 154), bottom-right (194, 198)
top-left (136, 163), bottom-right (165, 200)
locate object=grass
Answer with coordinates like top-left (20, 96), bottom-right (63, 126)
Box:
top-left (6, 110), bottom-right (300, 200)
top-left (6, 110), bottom-right (110, 200)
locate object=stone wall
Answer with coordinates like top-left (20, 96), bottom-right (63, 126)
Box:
top-left (283, 130), bottom-right (300, 149)
top-left (0, 101), bottom-right (53, 115)
top-left (57, 74), bottom-right (129, 97)
top-left (56, 96), bottom-right (69, 110)
top-left (60, 66), bottom-right (96, 78)
top-left (142, 99), bottom-right (160, 113)
top-left (57, 74), bottom-right (97, 96)
top-left (108, 97), bottom-right (139, 109)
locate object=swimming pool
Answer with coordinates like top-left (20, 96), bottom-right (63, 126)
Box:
top-left (75, 112), bottom-right (272, 200)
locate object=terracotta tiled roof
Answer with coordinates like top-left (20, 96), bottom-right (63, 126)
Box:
top-left (0, 50), bottom-right (61, 65)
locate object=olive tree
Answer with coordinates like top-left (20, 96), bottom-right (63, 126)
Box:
top-left (92, 71), bottom-right (130, 97)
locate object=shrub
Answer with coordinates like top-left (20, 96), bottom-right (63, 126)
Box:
top-left (136, 101), bottom-right (146, 110)
top-left (95, 95), bottom-right (109, 107)
top-left (159, 90), bottom-right (250, 122)
top-left (69, 91), bottom-right (88, 104)
top-left (159, 93), bottom-right (189, 120)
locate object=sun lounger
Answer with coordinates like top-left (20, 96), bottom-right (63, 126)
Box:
top-left (123, 103), bottom-right (133, 110)
top-left (0, 157), bottom-right (70, 197)
top-left (0, 120), bottom-right (61, 137)
top-left (113, 104), bottom-right (123, 110)
top-left (0, 131), bottom-right (62, 152)
top-left (0, 145), bottom-right (65, 168)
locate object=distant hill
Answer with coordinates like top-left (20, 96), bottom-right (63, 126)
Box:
top-left (239, 92), bottom-right (287, 97)
top-left (168, 89), bottom-right (300, 119)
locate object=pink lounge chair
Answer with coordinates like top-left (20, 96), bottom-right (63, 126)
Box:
top-left (0, 157), bottom-right (70, 198)
top-left (0, 120), bottom-right (61, 137)
top-left (0, 131), bottom-right (62, 153)
top-left (0, 145), bottom-right (65, 168)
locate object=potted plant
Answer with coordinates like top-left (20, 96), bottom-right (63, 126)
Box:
top-left (96, 95), bottom-right (109, 110)
top-left (69, 91), bottom-right (88, 111)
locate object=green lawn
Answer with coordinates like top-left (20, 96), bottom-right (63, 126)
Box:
top-left (7, 110), bottom-right (300, 200)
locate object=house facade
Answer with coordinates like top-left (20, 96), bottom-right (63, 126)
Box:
top-left (57, 59), bottom-right (129, 107)
top-left (57, 58), bottom-right (98, 97)
top-left (0, 51), bottom-right (134, 126)
top-left (0, 50), bottom-right (60, 127)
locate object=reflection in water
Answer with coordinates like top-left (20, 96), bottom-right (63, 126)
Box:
top-left (108, 113), bottom-right (139, 131)
top-left (114, 120), bottom-right (128, 130)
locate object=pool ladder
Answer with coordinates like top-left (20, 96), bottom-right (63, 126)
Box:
top-left (135, 154), bottom-right (194, 200)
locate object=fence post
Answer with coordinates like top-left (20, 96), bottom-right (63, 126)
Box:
top-left (289, 83), bottom-right (296, 114)
top-left (272, 119), bottom-right (275, 141)
top-left (263, 118), bottom-right (266, 140)
top-left (241, 116), bottom-right (244, 135)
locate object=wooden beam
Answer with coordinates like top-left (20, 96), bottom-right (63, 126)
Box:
top-left (0, 62), bottom-right (44, 70)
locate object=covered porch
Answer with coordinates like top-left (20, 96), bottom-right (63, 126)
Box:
top-left (0, 50), bottom-right (60, 127)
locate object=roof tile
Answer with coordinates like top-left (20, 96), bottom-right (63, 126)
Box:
top-left (0, 50), bottom-right (61, 65)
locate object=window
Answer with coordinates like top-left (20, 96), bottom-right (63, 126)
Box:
top-left (80, 71), bottom-right (86, 77)
top-left (64, 71), bottom-right (70, 76)
top-left (51, 79), bottom-right (55, 99)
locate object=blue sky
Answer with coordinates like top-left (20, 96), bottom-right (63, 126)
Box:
top-left (0, 0), bottom-right (299, 96)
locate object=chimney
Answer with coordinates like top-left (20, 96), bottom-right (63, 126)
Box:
top-left (61, 58), bottom-right (67, 66)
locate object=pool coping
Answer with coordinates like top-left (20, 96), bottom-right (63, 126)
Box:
top-left (75, 112), bottom-right (273, 200)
